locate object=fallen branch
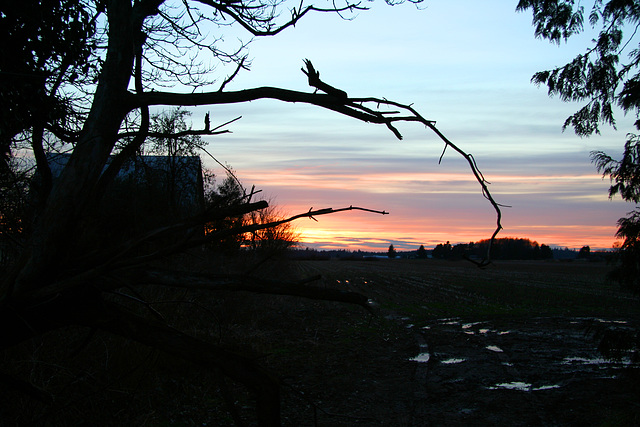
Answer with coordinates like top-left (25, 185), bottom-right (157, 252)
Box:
top-left (134, 269), bottom-right (376, 313)
top-left (17, 205), bottom-right (388, 302)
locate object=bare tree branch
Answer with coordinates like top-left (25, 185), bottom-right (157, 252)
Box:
top-left (114, 122), bottom-right (238, 140)
top-left (107, 204), bottom-right (388, 271)
top-left (193, 0), bottom-right (367, 37)
top-left (131, 60), bottom-right (503, 264)
top-left (219, 56), bottom-right (249, 92)
top-left (18, 204), bottom-right (387, 302)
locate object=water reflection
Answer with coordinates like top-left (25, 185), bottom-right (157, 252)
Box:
top-left (411, 353), bottom-right (431, 363)
top-left (487, 382), bottom-right (562, 391)
top-left (441, 358), bottom-right (466, 364)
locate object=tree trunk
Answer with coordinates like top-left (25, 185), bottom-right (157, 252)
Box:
top-left (11, 0), bottom-right (138, 297)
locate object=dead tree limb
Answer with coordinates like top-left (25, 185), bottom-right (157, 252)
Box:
top-left (133, 269), bottom-right (375, 313)
top-left (132, 60), bottom-right (503, 264)
top-left (14, 205), bottom-right (386, 304)
top-left (302, 59), bottom-right (348, 99)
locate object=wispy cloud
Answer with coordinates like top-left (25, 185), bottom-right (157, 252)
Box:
top-left (195, 1), bottom-right (634, 252)
top-left (214, 147), bottom-right (629, 251)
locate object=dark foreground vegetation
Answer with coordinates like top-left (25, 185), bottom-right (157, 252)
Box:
top-left (3, 256), bottom-right (638, 425)
top-left (3, 0), bottom-right (640, 425)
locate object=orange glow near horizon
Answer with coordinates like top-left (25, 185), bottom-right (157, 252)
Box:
top-left (272, 198), bottom-right (622, 252)
top-left (226, 159), bottom-right (628, 253)
top-left (293, 217), bottom-right (621, 252)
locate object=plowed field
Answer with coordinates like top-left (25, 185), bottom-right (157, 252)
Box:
top-left (261, 258), bottom-right (640, 426)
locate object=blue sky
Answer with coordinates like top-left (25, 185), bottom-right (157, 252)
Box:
top-left (185, 0), bottom-right (635, 251)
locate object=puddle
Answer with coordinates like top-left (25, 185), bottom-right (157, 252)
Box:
top-left (487, 381), bottom-right (560, 391)
top-left (462, 322), bottom-right (483, 329)
top-left (486, 345), bottom-right (503, 353)
top-left (498, 331), bottom-right (511, 335)
top-left (562, 356), bottom-right (634, 366)
top-left (479, 329), bottom-right (490, 334)
top-left (533, 384), bottom-right (561, 391)
top-left (562, 356), bottom-right (612, 365)
top-left (595, 318), bottom-right (628, 325)
top-left (411, 353), bottom-right (431, 363)
top-left (441, 358), bottom-right (466, 365)
top-left (488, 382), bottom-right (562, 391)
top-left (488, 381), bottom-right (531, 391)
top-left (437, 317), bottom-right (461, 325)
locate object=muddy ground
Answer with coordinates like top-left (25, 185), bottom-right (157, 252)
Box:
top-left (411, 316), bottom-right (639, 426)
top-left (255, 259), bottom-right (640, 426)
top-left (2, 258), bottom-right (639, 426)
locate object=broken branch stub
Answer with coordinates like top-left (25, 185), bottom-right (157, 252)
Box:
top-left (299, 60), bottom-right (503, 265)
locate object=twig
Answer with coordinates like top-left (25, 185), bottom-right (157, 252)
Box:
top-left (218, 56), bottom-right (248, 92)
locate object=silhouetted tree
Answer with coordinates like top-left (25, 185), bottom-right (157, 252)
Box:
top-left (432, 241), bottom-right (452, 259)
top-left (204, 170), bottom-right (247, 253)
top-left (387, 244), bottom-right (397, 259)
top-left (519, 1), bottom-right (640, 289)
top-left (146, 108), bottom-right (206, 157)
top-left (532, 242), bottom-right (541, 259)
top-left (0, 0), bottom-right (97, 184)
top-left (593, 140), bottom-right (640, 293)
top-left (1, 0), bottom-right (508, 424)
top-left (246, 204), bottom-right (300, 255)
top-left (416, 244), bottom-right (427, 259)
top-left (578, 245), bottom-right (591, 259)
top-left (540, 244), bottom-right (553, 260)
top-left (451, 243), bottom-right (469, 259)
top-left (611, 211), bottom-right (640, 294)
top-left (516, 0), bottom-right (640, 365)
top-left (475, 238), bottom-right (551, 260)
top-left (518, 1), bottom-right (640, 136)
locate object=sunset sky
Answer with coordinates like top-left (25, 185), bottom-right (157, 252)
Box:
top-left (189, 0), bottom-right (634, 251)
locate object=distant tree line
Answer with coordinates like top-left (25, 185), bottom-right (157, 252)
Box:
top-left (288, 240), bottom-right (610, 262)
top-left (290, 239), bottom-right (556, 261)
top-left (431, 238), bottom-right (553, 261)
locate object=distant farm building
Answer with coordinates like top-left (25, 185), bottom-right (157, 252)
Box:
top-left (45, 153), bottom-right (205, 247)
